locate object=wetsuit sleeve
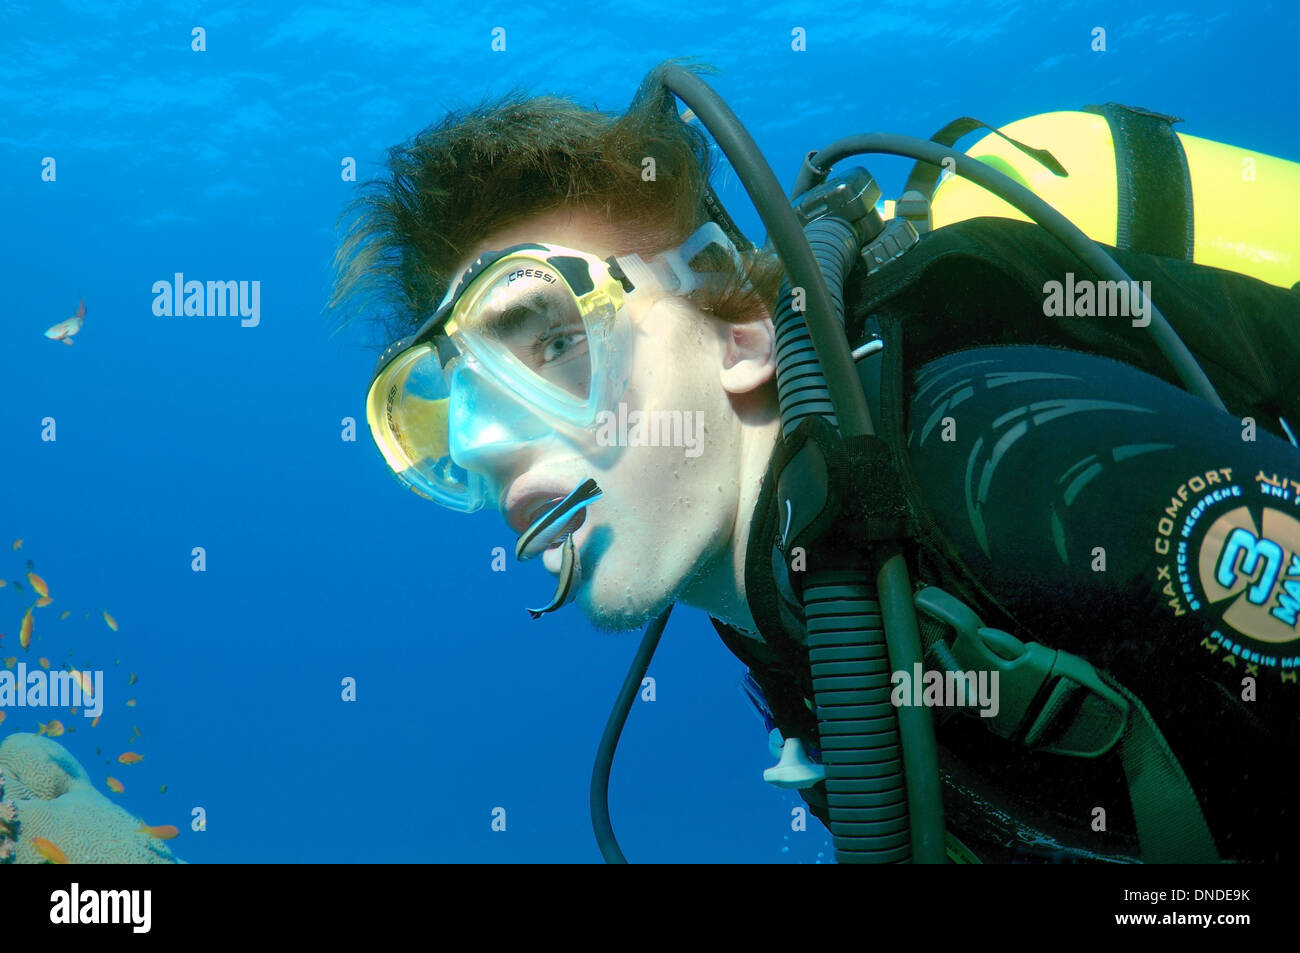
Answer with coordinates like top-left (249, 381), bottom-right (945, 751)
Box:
top-left (903, 344), bottom-right (1300, 861)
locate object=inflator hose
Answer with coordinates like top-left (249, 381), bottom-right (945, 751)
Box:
top-left (772, 216), bottom-right (859, 438)
top-left (773, 217), bottom-right (946, 863)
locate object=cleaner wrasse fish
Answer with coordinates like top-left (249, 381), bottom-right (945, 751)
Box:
top-left (514, 478), bottom-right (602, 561)
top-left (526, 534), bottom-right (582, 620)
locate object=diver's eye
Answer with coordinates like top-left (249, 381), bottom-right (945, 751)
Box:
top-left (539, 327), bottom-right (587, 366)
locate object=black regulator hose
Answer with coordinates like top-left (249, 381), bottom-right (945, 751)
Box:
top-left (660, 66), bottom-right (874, 438)
top-left (590, 603), bottom-right (673, 863)
top-left (795, 134), bottom-right (1225, 412)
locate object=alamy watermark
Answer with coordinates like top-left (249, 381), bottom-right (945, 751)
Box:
top-left (0, 664), bottom-right (103, 719)
top-left (50, 884), bottom-right (151, 933)
top-left (152, 274), bottom-right (260, 327)
top-left (891, 663), bottom-right (1000, 718)
top-left (1042, 273), bottom-right (1152, 327)
top-left (594, 402), bottom-right (704, 457)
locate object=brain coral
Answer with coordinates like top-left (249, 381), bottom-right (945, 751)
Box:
top-left (0, 732), bottom-right (181, 864)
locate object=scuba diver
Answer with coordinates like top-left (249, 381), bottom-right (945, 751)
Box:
top-left (332, 62), bottom-right (1300, 864)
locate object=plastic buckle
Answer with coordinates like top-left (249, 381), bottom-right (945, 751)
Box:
top-left (894, 189), bottom-right (932, 234)
top-left (913, 587), bottom-right (1045, 740)
top-left (913, 587), bottom-right (1128, 755)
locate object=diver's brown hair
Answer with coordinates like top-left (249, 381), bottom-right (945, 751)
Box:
top-left (328, 61), bottom-right (783, 343)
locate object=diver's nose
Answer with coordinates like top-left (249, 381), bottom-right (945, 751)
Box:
top-left (446, 367), bottom-right (552, 504)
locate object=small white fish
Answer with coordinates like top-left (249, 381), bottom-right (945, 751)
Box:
top-left (527, 534), bottom-right (582, 619)
top-left (43, 298), bottom-right (86, 345)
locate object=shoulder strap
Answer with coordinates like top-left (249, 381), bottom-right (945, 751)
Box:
top-left (1101, 673), bottom-right (1221, 863)
top-left (914, 584), bottom-right (1220, 863)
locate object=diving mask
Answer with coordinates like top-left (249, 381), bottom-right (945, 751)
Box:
top-left (365, 221), bottom-right (745, 512)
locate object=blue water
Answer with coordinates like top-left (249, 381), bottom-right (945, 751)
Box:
top-left (2, 0), bottom-right (1296, 863)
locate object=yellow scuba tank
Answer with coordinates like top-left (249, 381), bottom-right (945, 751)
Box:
top-left (924, 107), bottom-right (1300, 290)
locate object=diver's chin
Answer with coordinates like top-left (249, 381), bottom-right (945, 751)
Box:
top-left (582, 597), bottom-right (672, 634)
top-left (578, 570), bottom-right (680, 634)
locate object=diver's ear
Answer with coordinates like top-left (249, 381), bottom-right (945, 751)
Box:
top-left (719, 316), bottom-right (777, 394)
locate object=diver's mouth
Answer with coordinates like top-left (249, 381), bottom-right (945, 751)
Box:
top-left (541, 512), bottom-right (593, 578)
top-left (513, 477), bottom-right (603, 618)
top-left (513, 477), bottom-right (603, 562)
top-left (519, 497), bottom-right (587, 554)
top-left (523, 496), bottom-right (563, 531)
top-left (547, 509), bottom-right (586, 552)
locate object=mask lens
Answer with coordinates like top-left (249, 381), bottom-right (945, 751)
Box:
top-left (455, 263), bottom-right (594, 403)
top-left (366, 345), bottom-right (484, 511)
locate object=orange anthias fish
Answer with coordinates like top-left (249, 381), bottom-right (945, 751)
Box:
top-left (31, 837), bottom-right (69, 864)
top-left (26, 572), bottom-right (49, 598)
top-left (106, 777), bottom-right (124, 793)
top-left (3, 657), bottom-right (15, 668)
top-left (0, 711), bottom-right (6, 725)
top-left (38, 657), bottom-right (49, 669)
top-left (103, 610), bottom-right (118, 631)
top-left (43, 298), bottom-right (86, 346)
top-left (127, 673), bottom-right (138, 686)
top-left (126, 698), bottom-right (137, 707)
top-left (71, 669), bottom-right (94, 697)
top-left (38, 719), bottom-right (65, 738)
top-left (10, 539), bottom-right (20, 551)
top-left (137, 824), bottom-right (179, 840)
top-left (59, 610), bottom-right (70, 620)
top-left (117, 751), bottom-right (144, 765)
top-left (35, 595), bottom-right (53, 608)
top-left (19, 609), bottom-right (33, 650)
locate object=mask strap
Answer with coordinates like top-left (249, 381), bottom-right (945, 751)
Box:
top-left (615, 221), bottom-right (749, 297)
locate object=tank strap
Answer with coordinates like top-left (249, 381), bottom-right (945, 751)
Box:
top-left (1084, 102), bottom-right (1195, 261)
